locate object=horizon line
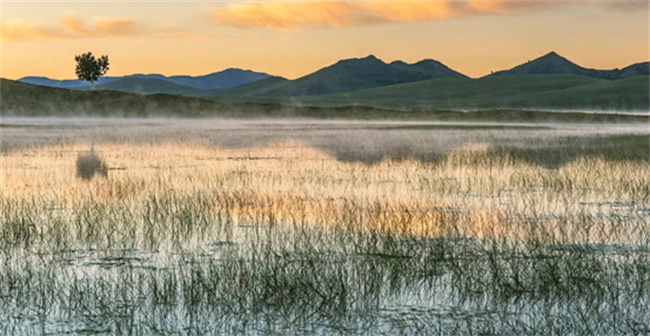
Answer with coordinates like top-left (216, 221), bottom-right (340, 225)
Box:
top-left (6, 51), bottom-right (650, 81)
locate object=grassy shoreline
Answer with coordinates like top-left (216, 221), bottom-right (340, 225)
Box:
top-left (2, 78), bottom-right (649, 122)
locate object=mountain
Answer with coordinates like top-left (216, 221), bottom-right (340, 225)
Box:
top-left (618, 62), bottom-right (650, 78)
top-left (389, 59), bottom-right (467, 78)
top-left (221, 55), bottom-right (468, 97)
top-left (12, 53), bottom-right (648, 110)
top-left (17, 68), bottom-right (271, 90)
top-left (488, 51), bottom-right (649, 80)
top-left (92, 78), bottom-right (201, 95)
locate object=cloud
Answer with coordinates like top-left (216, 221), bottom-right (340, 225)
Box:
top-left (207, 0), bottom-right (642, 30)
top-left (603, 1), bottom-right (649, 11)
top-left (151, 32), bottom-right (219, 40)
top-left (60, 15), bottom-right (145, 37)
top-left (93, 17), bottom-right (146, 37)
top-left (209, 2), bottom-right (358, 30)
top-left (205, 1), bottom-right (545, 30)
top-left (3, 14), bottom-right (218, 43)
top-left (59, 14), bottom-right (91, 36)
top-left (1, 20), bottom-right (62, 43)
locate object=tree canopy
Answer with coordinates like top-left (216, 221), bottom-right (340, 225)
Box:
top-left (74, 52), bottom-right (110, 90)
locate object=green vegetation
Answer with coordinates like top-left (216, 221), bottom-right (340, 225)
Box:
top-left (2, 78), bottom-right (648, 122)
top-left (74, 52), bottom-right (110, 90)
top-left (1, 78), bottom-right (254, 117)
top-left (90, 77), bottom-right (201, 95)
top-left (295, 75), bottom-right (650, 111)
top-left (198, 76), bottom-right (289, 98)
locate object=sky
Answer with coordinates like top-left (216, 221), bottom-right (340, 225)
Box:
top-left (1, 0), bottom-right (648, 80)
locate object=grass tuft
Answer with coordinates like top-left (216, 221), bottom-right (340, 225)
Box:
top-left (76, 151), bottom-right (108, 180)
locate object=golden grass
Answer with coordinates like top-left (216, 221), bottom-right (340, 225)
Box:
top-left (1, 141), bottom-right (649, 244)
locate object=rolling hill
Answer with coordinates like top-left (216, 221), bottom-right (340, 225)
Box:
top-left (1, 78), bottom-right (227, 117)
top-left (488, 52), bottom-right (649, 80)
top-left (2, 78), bottom-right (648, 122)
top-left (295, 74), bottom-right (650, 111)
top-left (197, 76), bottom-right (290, 99)
top-left (91, 78), bottom-right (202, 95)
top-left (0, 78), bottom-right (397, 118)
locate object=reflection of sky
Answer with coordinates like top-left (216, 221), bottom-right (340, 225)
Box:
top-left (1, 1), bottom-right (648, 80)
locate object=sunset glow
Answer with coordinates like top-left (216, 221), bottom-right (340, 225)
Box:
top-left (1, 0), bottom-right (647, 80)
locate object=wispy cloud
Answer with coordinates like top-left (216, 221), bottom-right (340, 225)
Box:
top-left (151, 32), bottom-right (219, 40)
top-left (59, 14), bottom-right (91, 36)
top-left (3, 14), bottom-right (217, 43)
top-left (603, 1), bottom-right (649, 11)
top-left (93, 17), bottom-right (143, 37)
top-left (2, 20), bottom-right (63, 43)
top-left (207, 0), bottom-right (643, 30)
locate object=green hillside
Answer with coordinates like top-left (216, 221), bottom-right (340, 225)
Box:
top-left (296, 75), bottom-right (649, 111)
top-left (0, 78), bottom-right (400, 118)
top-left (2, 78), bottom-right (647, 123)
top-left (91, 77), bottom-right (202, 95)
top-left (1, 78), bottom-right (233, 117)
top-left (198, 76), bottom-right (289, 99)
top-left (191, 73), bottom-right (648, 112)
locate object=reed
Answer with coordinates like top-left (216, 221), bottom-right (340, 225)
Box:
top-left (0, 126), bottom-right (648, 335)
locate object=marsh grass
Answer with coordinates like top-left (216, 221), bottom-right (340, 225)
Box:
top-left (1, 128), bottom-right (649, 335)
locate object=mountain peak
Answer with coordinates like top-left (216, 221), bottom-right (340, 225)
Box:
top-left (487, 51), bottom-right (583, 78)
top-left (220, 68), bottom-right (254, 73)
top-left (486, 51), bottom-right (647, 79)
top-left (414, 59), bottom-right (443, 66)
top-left (536, 51), bottom-right (572, 64)
top-left (334, 54), bottom-right (385, 66)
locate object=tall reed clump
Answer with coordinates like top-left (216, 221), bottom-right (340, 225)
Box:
top-left (76, 149), bottom-right (108, 180)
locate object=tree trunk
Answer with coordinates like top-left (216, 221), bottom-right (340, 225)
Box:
top-left (91, 81), bottom-right (95, 90)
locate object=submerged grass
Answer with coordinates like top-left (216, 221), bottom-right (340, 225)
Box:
top-left (0, 125), bottom-right (649, 335)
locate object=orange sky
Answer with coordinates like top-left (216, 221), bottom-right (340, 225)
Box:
top-left (1, 1), bottom-right (648, 80)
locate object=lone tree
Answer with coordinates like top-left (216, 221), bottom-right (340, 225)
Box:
top-left (74, 52), bottom-right (109, 90)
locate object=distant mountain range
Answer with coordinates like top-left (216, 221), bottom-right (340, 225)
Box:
top-left (10, 51), bottom-right (649, 112)
top-left (240, 55), bottom-right (468, 97)
top-left (18, 68), bottom-right (271, 90)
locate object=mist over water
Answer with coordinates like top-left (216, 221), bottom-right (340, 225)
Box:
top-left (1, 116), bottom-right (649, 335)
top-left (1, 117), bottom-right (648, 156)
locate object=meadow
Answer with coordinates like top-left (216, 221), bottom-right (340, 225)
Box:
top-left (0, 118), bottom-right (649, 335)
